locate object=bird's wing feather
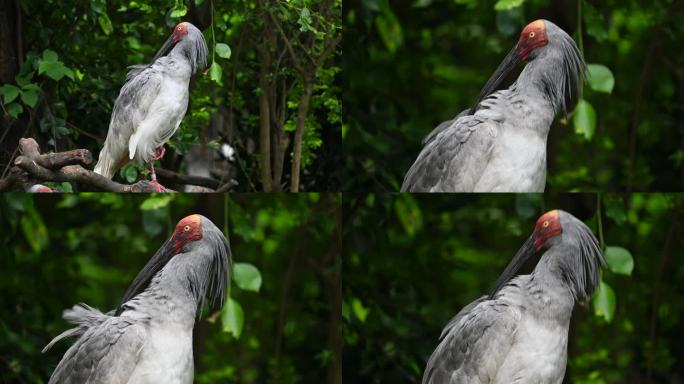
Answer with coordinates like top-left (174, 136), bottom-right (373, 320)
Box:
top-left (422, 297), bottom-right (521, 384)
top-left (94, 65), bottom-right (164, 178)
top-left (48, 315), bottom-right (147, 384)
top-left (401, 114), bottom-right (498, 192)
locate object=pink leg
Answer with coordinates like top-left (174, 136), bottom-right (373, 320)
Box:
top-left (148, 160), bottom-right (167, 192)
top-left (151, 146), bottom-right (166, 161)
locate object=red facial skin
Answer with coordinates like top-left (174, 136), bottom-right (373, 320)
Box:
top-left (172, 22), bottom-right (189, 43)
top-left (173, 214), bottom-right (202, 253)
top-left (533, 210), bottom-right (562, 251)
top-left (517, 20), bottom-right (549, 60)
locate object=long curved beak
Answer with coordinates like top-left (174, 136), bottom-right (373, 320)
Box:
top-left (489, 235), bottom-right (536, 299)
top-left (115, 237), bottom-right (175, 315)
top-left (151, 35), bottom-right (176, 63)
top-left (470, 45), bottom-right (521, 114)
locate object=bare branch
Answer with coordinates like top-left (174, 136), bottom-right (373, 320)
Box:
top-left (0, 138), bottom-right (237, 192)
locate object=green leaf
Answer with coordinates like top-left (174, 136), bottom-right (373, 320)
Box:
top-left (98, 14), bottom-right (113, 35)
top-left (38, 61), bottom-right (75, 81)
top-left (209, 61), bottom-right (222, 85)
top-left (215, 43), bottom-right (231, 59)
top-left (375, 0), bottom-right (403, 53)
top-left (586, 64), bottom-right (614, 94)
top-left (604, 197), bottom-right (626, 225)
top-left (170, 5), bottom-right (188, 18)
top-left (593, 280), bottom-right (616, 322)
top-left (604, 246), bottom-right (634, 275)
top-left (20, 89), bottom-right (39, 108)
top-left (194, 0), bottom-right (205, 5)
top-left (394, 195), bottom-right (422, 237)
top-left (7, 102), bottom-right (23, 118)
top-left (0, 84), bottom-right (20, 104)
top-left (139, 195), bottom-right (173, 210)
top-left (221, 297), bottom-right (244, 338)
top-left (120, 164), bottom-right (138, 183)
top-left (59, 182), bottom-right (73, 192)
top-left (233, 262), bottom-right (262, 292)
top-left (351, 298), bottom-right (369, 322)
top-left (573, 99), bottom-right (596, 140)
top-left (42, 49), bottom-right (58, 62)
top-left (20, 209), bottom-right (48, 253)
top-left (494, 0), bottom-right (526, 11)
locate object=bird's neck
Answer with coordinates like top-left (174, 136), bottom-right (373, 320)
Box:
top-left (525, 251), bottom-right (581, 322)
top-left (516, 55), bottom-right (570, 115)
top-left (122, 267), bottom-right (200, 329)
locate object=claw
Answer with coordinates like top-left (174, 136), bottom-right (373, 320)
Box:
top-left (148, 162), bottom-right (168, 192)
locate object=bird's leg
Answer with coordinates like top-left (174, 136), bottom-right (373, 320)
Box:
top-left (151, 146), bottom-right (166, 161)
top-left (148, 162), bottom-right (167, 192)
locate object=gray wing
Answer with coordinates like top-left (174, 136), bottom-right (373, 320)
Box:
top-left (422, 296), bottom-right (520, 384)
top-left (48, 315), bottom-right (147, 384)
top-left (401, 114), bottom-right (498, 192)
top-left (93, 65), bottom-right (163, 178)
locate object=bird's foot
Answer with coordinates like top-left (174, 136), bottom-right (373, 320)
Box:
top-left (151, 147), bottom-right (166, 161)
top-left (148, 179), bottom-right (168, 192)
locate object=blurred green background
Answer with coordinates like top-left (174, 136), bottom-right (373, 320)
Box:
top-left (343, 0), bottom-right (683, 192)
top-left (0, 193), bottom-right (341, 383)
top-left (343, 193), bottom-right (683, 383)
top-left (0, 0), bottom-right (341, 192)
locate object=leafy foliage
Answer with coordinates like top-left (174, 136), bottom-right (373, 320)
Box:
top-left (1, 0), bottom-right (341, 191)
top-left (343, 0), bottom-right (683, 191)
top-left (343, 193), bottom-right (683, 383)
top-left (0, 193), bottom-right (340, 383)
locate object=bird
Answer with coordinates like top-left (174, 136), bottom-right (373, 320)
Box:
top-left (422, 210), bottom-right (605, 384)
top-left (93, 22), bottom-right (208, 192)
top-left (401, 20), bottom-right (586, 192)
top-left (43, 214), bottom-right (230, 384)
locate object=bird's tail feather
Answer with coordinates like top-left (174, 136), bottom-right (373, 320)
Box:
top-left (42, 303), bottom-right (109, 353)
top-left (93, 148), bottom-right (116, 179)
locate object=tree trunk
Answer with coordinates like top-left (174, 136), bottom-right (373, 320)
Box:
top-left (326, 260), bottom-right (342, 384)
top-left (0, 0), bottom-right (18, 85)
top-left (257, 46), bottom-right (272, 192)
top-left (289, 78), bottom-right (314, 192)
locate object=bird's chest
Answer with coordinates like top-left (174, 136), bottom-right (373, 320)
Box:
top-left (493, 316), bottom-right (568, 384)
top-left (475, 128), bottom-right (547, 192)
top-left (153, 77), bottom-right (190, 122)
top-left (473, 98), bottom-right (553, 192)
top-left (127, 324), bottom-right (194, 384)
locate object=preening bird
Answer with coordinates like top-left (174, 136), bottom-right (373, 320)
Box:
top-left (43, 214), bottom-right (230, 384)
top-left (93, 22), bottom-right (208, 191)
top-left (422, 210), bottom-right (605, 384)
top-left (402, 20), bottom-right (586, 192)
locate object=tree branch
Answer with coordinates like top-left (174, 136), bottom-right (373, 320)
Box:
top-left (0, 138), bottom-right (237, 192)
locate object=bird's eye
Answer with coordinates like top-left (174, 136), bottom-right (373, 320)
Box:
top-left (177, 26), bottom-right (182, 31)
top-left (183, 225), bottom-right (191, 232)
top-left (529, 31), bottom-right (535, 38)
top-left (542, 220), bottom-right (549, 228)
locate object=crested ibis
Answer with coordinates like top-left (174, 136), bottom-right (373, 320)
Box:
top-left (43, 214), bottom-right (230, 383)
top-left (422, 210), bottom-right (605, 384)
top-left (93, 22), bottom-right (208, 191)
top-left (402, 20), bottom-right (586, 192)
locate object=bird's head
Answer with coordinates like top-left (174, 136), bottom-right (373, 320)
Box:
top-left (152, 22), bottom-right (208, 74)
top-left (117, 214), bottom-right (231, 315)
top-left (490, 210), bottom-right (605, 300)
top-left (471, 19), bottom-right (586, 115)
top-left (172, 22), bottom-right (190, 44)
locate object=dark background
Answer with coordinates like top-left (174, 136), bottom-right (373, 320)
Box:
top-left (343, 193), bottom-right (683, 383)
top-left (342, 0), bottom-right (684, 192)
top-left (0, 193), bottom-right (341, 384)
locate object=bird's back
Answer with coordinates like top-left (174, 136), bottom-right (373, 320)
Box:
top-left (423, 274), bottom-right (573, 384)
